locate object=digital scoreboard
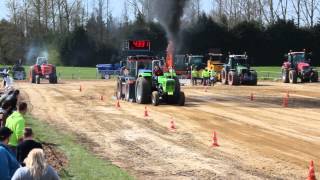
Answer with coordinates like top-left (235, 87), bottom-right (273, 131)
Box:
top-left (128, 40), bottom-right (150, 51)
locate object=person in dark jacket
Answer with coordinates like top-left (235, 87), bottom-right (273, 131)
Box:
top-left (0, 101), bottom-right (12, 127)
top-left (16, 127), bottom-right (42, 165)
top-left (0, 127), bottom-right (20, 180)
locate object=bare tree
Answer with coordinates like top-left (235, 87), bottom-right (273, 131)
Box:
top-left (43, 0), bottom-right (49, 32)
top-left (50, 0), bottom-right (56, 31)
top-left (279, 0), bottom-right (288, 20)
top-left (31, 0), bottom-right (42, 32)
top-left (122, 1), bottom-right (130, 26)
top-left (22, 0), bottom-right (29, 37)
top-left (63, 0), bottom-right (77, 32)
top-left (301, 0), bottom-right (318, 27)
top-left (96, 0), bottom-right (105, 40)
top-left (291, 0), bottom-right (302, 26)
top-left (6, 0), bottom-right (20, 25)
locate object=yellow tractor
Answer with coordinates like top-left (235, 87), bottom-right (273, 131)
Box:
top-left (207, 53), bottom-right (224, 82)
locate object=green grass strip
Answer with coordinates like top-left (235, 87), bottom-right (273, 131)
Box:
top-left (26, 116), bottom-right (134, 180)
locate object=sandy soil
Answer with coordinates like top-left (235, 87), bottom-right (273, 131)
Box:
top-left (16, 80), bottom-right (320, 180)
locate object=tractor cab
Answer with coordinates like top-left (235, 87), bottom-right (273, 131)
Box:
top-left (36, 57), bottom-right (48, 65)
top-left (228, 55), bottom-right (249, 69)
top-left (285, 51), bottom-right (312, 69)
top-left (174, 55), bottom-right (187, 76)
top-left (207, 53), bottom-right (224, 82)
top-left (187, 55), bottom-right (205, 70)
top-left (207, 53), bottom-right (224, 69)
top-left (123, 55), bottom-right (155, 77)
top-left (289, 52), bottom-right (306, 63)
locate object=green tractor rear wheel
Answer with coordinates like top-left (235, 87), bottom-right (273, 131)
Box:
top-left (116, 80), bottom-right (123, 100)
top-left (125, 84), bottom-right (130, 101)
top-left (135, 77), bottom-right (151, 104)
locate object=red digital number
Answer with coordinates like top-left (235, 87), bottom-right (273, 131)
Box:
top-left (129, 40), bottom-right (150, 50)
top-left (133, 41), bottom-right (146, 48)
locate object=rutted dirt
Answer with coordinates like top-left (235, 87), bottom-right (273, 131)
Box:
top-left (42, 143), bottom-right (68, 172)
top-left (16, 80), bottom-right (320, 179)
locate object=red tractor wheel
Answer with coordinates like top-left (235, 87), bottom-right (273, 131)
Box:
top-left (289, 70), bottom-right (297, 84)
top-left (311, 71), bottom-right (319, 82)
top-left (282, 69), bottom-right (289, 83)
top-left (29, 69), bottom-right (36, 83)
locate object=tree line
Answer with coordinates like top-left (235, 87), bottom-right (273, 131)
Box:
top-left (0, 0), bottom-right (319, 66)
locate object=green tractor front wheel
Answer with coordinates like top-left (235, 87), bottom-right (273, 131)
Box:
top-left (178, 92), bottom-right (185, 106)
top-left (152, 91), bottom-right (160, 106)
top-left (249, 71), bottom-right (258, 85)
top-left (228, 71), bottom-right (239, 85)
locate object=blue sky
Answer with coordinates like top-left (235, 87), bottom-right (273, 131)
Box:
top-left (0, 0), bottom-right (212, 20)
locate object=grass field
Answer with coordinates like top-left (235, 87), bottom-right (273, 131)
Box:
top-left (26, 115), bottom-right (133, 180)
top-left (56, 66), bottom-right (99, 80)
top-left (55, 66), bottom-right (283, 80)
top-left (1, 65), bottom-right (318, 80)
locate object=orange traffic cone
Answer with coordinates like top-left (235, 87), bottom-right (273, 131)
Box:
top-left (144, 106), bottom-right (149, 117)
top-left (79, 85), bottom-right (82, 92)
top-left (116, 100), bottom-right (120, 108)
top-left (307, 160), bottom-right (316, 180)
top-left (211, 131), bottom-right (219, 147)
top-left (250, 93), bottom-right (254, 101)
top-left (169, 119), bottom-right (176, 131)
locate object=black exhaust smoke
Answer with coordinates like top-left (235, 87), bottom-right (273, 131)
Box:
top-left (151, 0), bottom-right (189, 49)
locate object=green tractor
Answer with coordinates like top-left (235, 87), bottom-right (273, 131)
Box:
top-left (116, 57), bottom-right (185, 106)
top-left (221, 54), bottom-right (258, 85)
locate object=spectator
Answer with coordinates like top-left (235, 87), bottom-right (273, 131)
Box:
top-left (17, 127), bottom-right (43, 165)
top-left (0, 127), bottom-right (20, 180)
top-left (11, 148), bottom-right (60, 180)
top-left (153, 65), bottom-right (163, 76)
top-left (5, 102), bottom-right (28, 152)
top-left (0, 101), bottom-right (12, 127)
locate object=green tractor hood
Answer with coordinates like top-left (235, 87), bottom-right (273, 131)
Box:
top-left (157, 70), bottom-right (177, 96)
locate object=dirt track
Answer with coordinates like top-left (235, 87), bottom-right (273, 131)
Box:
top-left (16, 80), bottom-right (320, 179)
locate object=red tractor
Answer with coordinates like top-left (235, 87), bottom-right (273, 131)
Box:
top-left (29, 57), bottom-right (58, 84)
top-left (282, 51), bottom-right (318, 83)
